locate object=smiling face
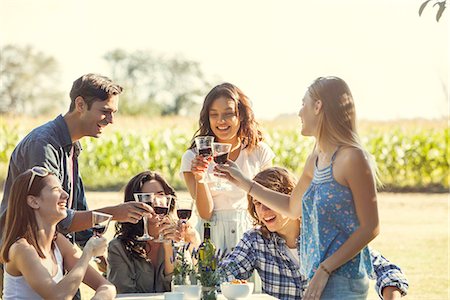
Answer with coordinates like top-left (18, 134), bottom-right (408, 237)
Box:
top-left (31, 174), bottom-right (69, 223)
top-left (252, 199), bottom-right (291, 233)
top-left (78, 95), bottom-right (119, 138)
top-left (208, 97), bottom-right (241, 144)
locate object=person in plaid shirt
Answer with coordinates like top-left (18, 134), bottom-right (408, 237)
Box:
top-left (218, 167), bottom-right (408, 300)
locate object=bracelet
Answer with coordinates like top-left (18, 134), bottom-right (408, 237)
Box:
top-left (247, 181), bottom-right (256, 195)
top-left (320, 263), bottom-right (332, 275)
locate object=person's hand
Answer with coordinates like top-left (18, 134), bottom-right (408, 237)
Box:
top-left (382, 286), bottom-right (402, 300)
top-left (91, 284), bottom-right (116, 300)
top-left (191, 155), bottom-right (212, 182)
top-left (95, 255), bottom-right (108, 273)
top-left (84, 236), bottom-right (108, 258)
top-left (303, 265), bottom-right (330, 300)
top-left (179, 221), bottom-right (201, 247)
top-left (157, 217), bottom-right (179, 243)
top-left (110, 202), bottom-right (154, 224)
top-left (214, 160), bottom-right (250, 190)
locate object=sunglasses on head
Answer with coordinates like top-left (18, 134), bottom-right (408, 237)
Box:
top-left (27, 166), bottom-right (51, 192)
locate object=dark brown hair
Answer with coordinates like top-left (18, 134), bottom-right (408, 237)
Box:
top-left (69, 73), bottom-right (123, 112)
top-left (115, 171), bottom-right (176, 262)
top-left (189, 82), bottom-right (262, 151)
top-left (0, 169), bottom-right (54, 263)
top-left (247, 167), bottom-right (297, 237)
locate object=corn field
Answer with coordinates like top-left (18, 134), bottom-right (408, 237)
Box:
top-left (0, 116), bottom-right (448, 192)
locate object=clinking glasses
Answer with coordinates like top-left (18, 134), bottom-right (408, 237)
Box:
top-left (27, 166), bottom-right (51, 192)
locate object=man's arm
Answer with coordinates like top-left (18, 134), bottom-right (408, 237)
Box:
top-left (370, 248), bottom-right (409, 299)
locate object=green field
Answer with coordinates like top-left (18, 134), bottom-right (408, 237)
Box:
top-left (1, 115), bottom-right (448, 192)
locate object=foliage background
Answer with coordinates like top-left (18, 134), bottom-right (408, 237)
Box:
top-left (0, 115), bottom-right (447, 193)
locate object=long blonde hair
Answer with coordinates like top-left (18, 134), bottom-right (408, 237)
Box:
top-left (308, 76), bottom-right (381, 186)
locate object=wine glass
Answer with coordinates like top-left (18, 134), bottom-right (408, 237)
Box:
top-left (91, 211), bottom-right (112, 262)
top-left (152, 194), bottom-right (174, 243)
top-left (211, 142), bottom-right (232, 191)
top-left (195, 136), bottom-right (215, 183)
top-left (134, 193), bottom-right (155, 241)
top-left (174, 197), bottom-right (194, 247)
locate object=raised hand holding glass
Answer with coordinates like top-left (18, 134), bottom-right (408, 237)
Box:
top-left (134, 193), bottom-right (155, 241)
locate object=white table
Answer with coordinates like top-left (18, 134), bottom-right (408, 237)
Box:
top-left (116, 293), bottom-right (277, 299)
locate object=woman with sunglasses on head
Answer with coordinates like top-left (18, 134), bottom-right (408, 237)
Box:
top-left (0, 167), bottom-right (116, 300)
top-left (180, 83), bottom-right (275, 252)
top-left (218, 167), bottom-right (408, 300)
top-left (217, 77), bottom-right (382, 299)
top-left (107, 171), bottom-right (200, 294)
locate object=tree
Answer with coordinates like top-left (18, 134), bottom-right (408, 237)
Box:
top-left (0, 44), bottom-right (64, 115)
top-left (419, 0), bottom-right (446, 21)
top-left (103, 49), bottom-right (210, 116)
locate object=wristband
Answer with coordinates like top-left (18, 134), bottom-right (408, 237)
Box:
top-left (320, 263), bottom-right (332, 275)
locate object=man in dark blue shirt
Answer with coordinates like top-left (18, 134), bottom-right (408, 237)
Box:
top-left (0, 73), bottom-right (152, 294)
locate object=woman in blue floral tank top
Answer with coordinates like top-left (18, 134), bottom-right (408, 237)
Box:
top-left (216, 76), bottom-right (380, 299)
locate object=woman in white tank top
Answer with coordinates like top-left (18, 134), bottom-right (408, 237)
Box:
top-left (0, 167), bottom-right (116, 299)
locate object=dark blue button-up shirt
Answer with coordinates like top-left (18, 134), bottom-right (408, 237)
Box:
top-left (0, 115), bottom-right (92, 247)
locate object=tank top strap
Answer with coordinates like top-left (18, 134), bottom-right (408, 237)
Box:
top-left (330, 146), bottom-right (341, 165)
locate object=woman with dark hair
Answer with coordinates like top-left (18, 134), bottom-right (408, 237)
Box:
top-left (107, 171), bottom-right (200, 294)
top-left (180, 83), bottom-right (275, 251)
top-left (218, 167), bottom-right (408, 300)
top-left (0, 167), bottom-right (115, 299)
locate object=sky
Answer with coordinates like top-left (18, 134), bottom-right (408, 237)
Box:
top-left (0, 0), bottom-right (448, 120)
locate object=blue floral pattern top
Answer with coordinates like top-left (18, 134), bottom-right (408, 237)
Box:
top-left (299, 150), bottom-right (373, 279)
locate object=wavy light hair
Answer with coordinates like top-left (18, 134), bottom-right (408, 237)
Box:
top-left (308, 76), bottom-right (380, 186)
top-left (189, 82), bottom-right (262, 151)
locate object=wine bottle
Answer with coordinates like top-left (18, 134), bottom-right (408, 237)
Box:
top-left (198, 222), bottom-right (217, 271)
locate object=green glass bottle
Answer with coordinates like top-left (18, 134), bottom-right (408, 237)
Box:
top-left (198, 223), bottom-right (218, 300)
top-left (198, 222), bottom-right (216, 272)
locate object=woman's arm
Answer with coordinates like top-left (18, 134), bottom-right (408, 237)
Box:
top-left (11, 235), bottom-right (109, 300)
top-left (57, 234), bottom-right (115, 299)
top-left (216, 153), bottom-right (315, 219)
top-left (370, 248), bottom-right (408, 299)
top-left (304, 148), bottom-right (379, 300)
top-left (217, 231), bottom-right (258, 282)
top-left (321, 148), bottom-right (379, 272)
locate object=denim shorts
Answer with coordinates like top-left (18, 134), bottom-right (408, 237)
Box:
top-left (320, 273), bottom-right (369, 300)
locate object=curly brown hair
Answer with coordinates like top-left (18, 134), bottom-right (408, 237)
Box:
top-left (247, 167), bottom-right (297, 237)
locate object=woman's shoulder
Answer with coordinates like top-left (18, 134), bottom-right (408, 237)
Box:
top-left (242, 227), bottom-right (269, 242)
top-left (9, 238), bottom-right (36, 260)
top-left (337, 146), bottom-right (368, 164)
top-left (108, 238), bottom-right (126, 251)
top-left (10, 238), bottom-right (32, 252)
top-left (255, 141), bottom-right (272, 152)
top-left (181, 148), bottom-right (196, 161)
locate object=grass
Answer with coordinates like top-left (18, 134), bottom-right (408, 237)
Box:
top-left (76, 191), bottom-right (449, 299)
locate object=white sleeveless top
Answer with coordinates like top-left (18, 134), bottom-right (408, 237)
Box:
top-left (3, 244), bottom-right (64, 300)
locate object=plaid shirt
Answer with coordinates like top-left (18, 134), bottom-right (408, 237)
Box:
top-left (218, 228), bottom-right (408, 300)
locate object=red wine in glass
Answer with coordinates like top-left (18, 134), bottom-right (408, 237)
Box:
top-left (92, 224), bottom-right (107, 235)
top-left (214, 152), bottom-right (228, 164)
top-left (177, 209), bottom-right (192, 220)
top-left (199, 147), bottom-right (213, 157)
top-left (154, 206), bottom-right (169, 215)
